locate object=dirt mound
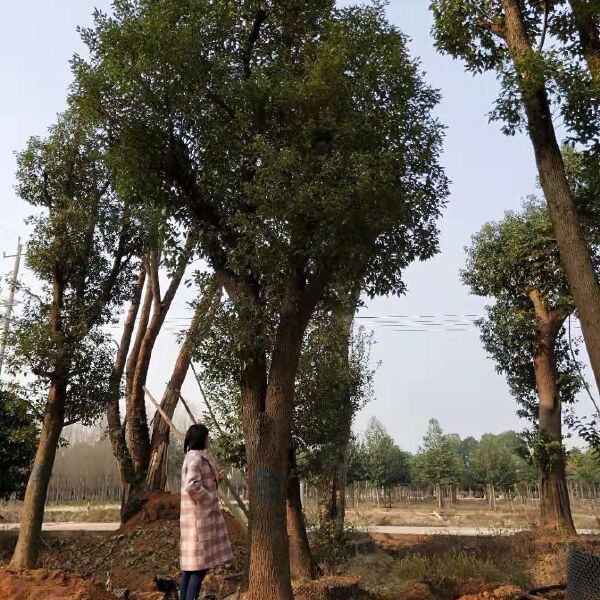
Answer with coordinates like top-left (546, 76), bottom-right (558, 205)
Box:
top-left (29, 493), bottom-right (248, 599)
top-left (118, 491), bottom-right (181, 534)
top-left (0, 569), bottom-right (111, 600)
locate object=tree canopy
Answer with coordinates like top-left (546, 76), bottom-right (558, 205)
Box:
top-left (461, 199), bottom-right (584, 428)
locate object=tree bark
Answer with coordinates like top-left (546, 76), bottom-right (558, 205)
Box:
top-left (241, 307), bottom-right (306, 600)
top-left (125, 262), bottom-right (153, 401)
top-left (529, 289), bottom-right (577, 534)
top-left (502, 0), bottom-right (600, 397)
top-left (147, 281), bottom-right (220, 490)
top-left (106, 266), bottom-right (146, 523)
top-left (437, 484), bottom-right (446, 510)
top-left (9, 380), bottom-right (67, 568)
top-left (568, 0), bottom-right (600, 83)
top-left (123, 237), bottom-right (194, 520)
top-left (286, 444), bottom-right (316, 580)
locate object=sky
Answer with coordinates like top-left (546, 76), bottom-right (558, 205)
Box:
top-left (0, 1), bottom-right (593, 451)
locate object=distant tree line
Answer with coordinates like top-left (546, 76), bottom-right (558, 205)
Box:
top-left (343, 417), bottom-right (600, 510)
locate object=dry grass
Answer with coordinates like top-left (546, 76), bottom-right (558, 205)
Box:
top-left (338, 498), bottom-right (599, 530)
top-left (344, 530), bottom-right (588, 600)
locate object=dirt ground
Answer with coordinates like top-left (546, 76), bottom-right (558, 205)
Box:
top-left (338, 498), bottom-right (600, 531)
top-left (1, 493), bottom-right (599, 600)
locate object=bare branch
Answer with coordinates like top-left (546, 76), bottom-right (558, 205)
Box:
top-left (537, 0), bottom-right (549, 52)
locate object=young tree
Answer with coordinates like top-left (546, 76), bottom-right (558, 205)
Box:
top-left (567, 447), bottom-right (600, 486)
top-left (431, 0), bottom-right (600, 397)
top-left (74, 3), bottom-right (448, 597)
top-left (461, 199), bottom-right (593, 533)
top-left (470, 434), bottom-right (519, 509)
top-left (294, 305), bottom-right (375, 533)
top-left (363, 418), bottom-right (409, 504)
top-left (0, 387), bottom-right (38, 499)
top-left (411, 418), bottom-right (463, 510)
top-left (8, 113), bottom-right (139, 568)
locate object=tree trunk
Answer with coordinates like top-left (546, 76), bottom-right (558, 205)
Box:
top-left (146, 282), bottom-right (220, 490)
top-left (450, 483), bottom-right (458, 505)
top-left (122, 238), bottom-right (194, 519)
top-left (10, 380), bottom-right (66, 568)
top-left (529, 290), bottom-right (577, 534)
top-left (286, 445), bottom-right (315, 580)
top-left (568, 0), bottom-right (600, 83)
top-left (125, 263), bottom-right (153, 400)
top-left (437, 484), bottom-right (446, 510)
top-left (106, 267), bottom-right (146, 523)
top-left (240, 308), bottom-right (306, 600)
top-left (503, 0), bottom-right (600, 397)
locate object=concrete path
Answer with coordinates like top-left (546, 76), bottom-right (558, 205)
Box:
top-left (1, 522), bottom-right (598, 536)
top-left (357, 525), bottom-right (600, 536)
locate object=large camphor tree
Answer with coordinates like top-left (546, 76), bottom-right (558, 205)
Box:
top-left (462, 199), bottom-right (598, 533)
top-left (8, 112), bottom-right (141, 568)
top-left (431, 0), bottom-right (600, 396)
top-left (73, 2), bottom-right (448, 597)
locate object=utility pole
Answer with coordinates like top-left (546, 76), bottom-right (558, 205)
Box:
top-left (0, 238), bottom-right (23, 379)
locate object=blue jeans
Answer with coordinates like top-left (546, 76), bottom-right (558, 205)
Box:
top-left (180, 569), bottom-right (208, 600)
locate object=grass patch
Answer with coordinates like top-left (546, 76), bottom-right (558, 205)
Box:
top-left (393, 551), bottom-right (517, 586)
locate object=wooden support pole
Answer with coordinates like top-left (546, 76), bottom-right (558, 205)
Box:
top-left (143, 386), bottom-right (249, 529)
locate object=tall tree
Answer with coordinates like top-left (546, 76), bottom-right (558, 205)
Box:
top-left (411, 418), bottom-right (463, 510)
top-left (461, 199), bottom-right (595, 532)
top-left (431, 0), bottom-right (600, 396)
top-left (8, 113), bottom-right (139, 568)
top-left (75, 3), bottom-right (448, 597)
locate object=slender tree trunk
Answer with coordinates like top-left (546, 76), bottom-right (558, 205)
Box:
top-left (10, 380), bottom-right (66, 568)
top-left (125, 264), bottom-right (153, 400)
top-left (568, 0), bottom-right (600, 83)
top-left (286, 444), bottom-right (315, 580)
top-left (122, 238), bottom-right (194, 520)
top-left (147, 281), bottom-right (220, 490)
top-left (437, 484), bottom-right (446, 510)
top-left (106, 267), bottom-right (145, 523)
top-left (502, 0), bottom-right (600, 397)
top-left (529, 290), bottom-right (577, 534)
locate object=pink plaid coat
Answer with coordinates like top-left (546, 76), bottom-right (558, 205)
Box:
top-left (180, 449), bottom-right (233, 571)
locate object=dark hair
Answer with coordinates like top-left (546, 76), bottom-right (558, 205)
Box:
top-left (184, 424), bottom-right (209, 453)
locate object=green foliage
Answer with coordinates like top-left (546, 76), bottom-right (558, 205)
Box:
top-left (0, 387), bottom-right (39, 499)
top-left (410, 418), bottom-right (463, 488)
top-left (567, 447), bottom-right (600, 485)
top-left (73, 0), bottom-right (449, 365)
top-left (470, 433), bottom-right (520, 488)
top-left (461, 199), bottom-right (583, 427)
top-left (295, 317), bottom-right (376, 482)
top-left (430, 0), bottom-right (600, 144)
top-left (8, 110), bottom-right (142, 426)
top-left (363, 417), bottom-right (410, 488)
top-left (346, 438), bottom-right (369, 484)
top-left (312, 519), bottom-right (355, 575)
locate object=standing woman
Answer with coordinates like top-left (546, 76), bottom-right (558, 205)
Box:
top-left (180, 424), bottom-right (232, 600)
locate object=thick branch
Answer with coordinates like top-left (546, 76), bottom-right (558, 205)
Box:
top-left (243, 9), bottom-right (268, 78)
top-left (479, 19), bottom-right (507, 40)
